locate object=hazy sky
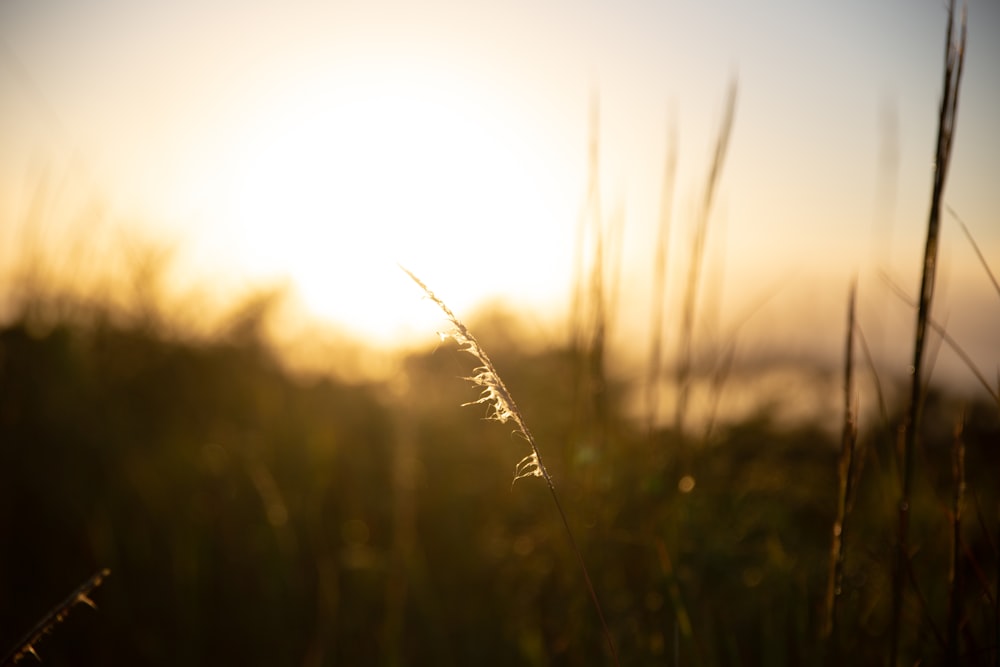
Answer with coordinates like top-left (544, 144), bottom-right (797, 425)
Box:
top-left (1, 0), bottom-right (997, 381)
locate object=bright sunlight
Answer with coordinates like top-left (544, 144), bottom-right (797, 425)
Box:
top-left (198, 65), bottom-right (573, 343)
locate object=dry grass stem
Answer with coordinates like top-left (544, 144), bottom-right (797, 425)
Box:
top-left (946, 417), bottom-right (966, 664)
top-left (881, 273), bottom-right (998, 406)
top-left (674, 76), bottom-right (738, 436)
top-left (400, 267), bottom-right (544, 483)
top-left (891, 2), bottom-right (966, 662)
top-left (823, 282), bottom-right (859, 653)
top-left (1, 569), bottom-right (111, 667)
top-left (947, 205), bottom-right (1000, 300)
top-left (402, 266), bottom-right (620, 666)
top-left (570, 91), bottom-right (603, 352)
top-left (646, 113), bottom-right (678, 434)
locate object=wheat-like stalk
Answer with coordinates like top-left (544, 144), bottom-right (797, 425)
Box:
top-left (1, 569), bottom-right (110, 667)
top-left (891, 2), bottom-right (966, 662)
top-left (401, 267), bottom-right (542, 483)
top-left (402, 266), bottom-right (620, 666)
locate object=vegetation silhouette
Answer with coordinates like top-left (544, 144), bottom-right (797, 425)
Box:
top-left (1, 249), bottom-right (996, 664)
top-left (1, 4), bottom-right (996, 664)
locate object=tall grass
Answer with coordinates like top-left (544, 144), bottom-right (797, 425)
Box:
top-left (2, 3), bottom-right (995, 664)
top-left (946, 417), bottom-right (966, 665)
top-left (891, 1), bottom-right (966, 662)
top-left (568, 93), bottom-right (624, 456)
top-left (674, 77), bottom-right (738, 437)
top-left (822, 282), bottom-right (858, 660)
top-left (0, 569), bottom-right (110, 667)
top-left (948, 206), bottom-right (1000, 301)
top-left (402, 267), bottom-right (621, 666)
top-left (645, 113), bottom-right (678, 437)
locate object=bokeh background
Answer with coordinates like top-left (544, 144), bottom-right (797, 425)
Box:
top-left (1, 0), bottom-right (998, 664)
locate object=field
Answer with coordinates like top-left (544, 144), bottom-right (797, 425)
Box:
top-left (1, 3), bottom-right (998, 666)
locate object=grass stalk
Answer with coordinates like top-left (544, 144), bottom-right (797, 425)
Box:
top-left (823, 281), bottom-right (858, 657)
top-left (570, 91), bottom-right (602, 353)
top-left (402, 267), bottom-right (621, 666)
top-left (585, 201), bottom-right (625, 455)
top-left (646, 113), bottom-right (678, 435)
top-left (383, 409), bottom-right (419, 666)
top-left (1, 569), bottom-right (110, 667)
top-left (945, 416), bottom-right (966, 665)
top-left (947, 205), bottom-right (1000, 300)
top-left (568, 92), bottom-right (617, 458)
top-left (700, 280), bottom-right (784, 441)
top-left (890, 3), bottom-right (965, 663)
top-left (854, 323), bottom-right (890, 437)
top-left (881, 274), bottom-right (999, 407)
top-left (573, 97), bottom-right (624, 456)
top-left (674, 77), bottom-right (737, 437)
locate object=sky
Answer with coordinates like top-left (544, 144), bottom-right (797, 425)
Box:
top-left (0, 0), bottom-right (997, 388)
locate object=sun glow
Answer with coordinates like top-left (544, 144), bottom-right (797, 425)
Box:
top-left (197, 67), bottom-right (572, 344)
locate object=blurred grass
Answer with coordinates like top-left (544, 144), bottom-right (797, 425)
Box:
top-left (2, 10), bottom-right (997, 657)
top-left (0, 252), bottom-right (996, 665)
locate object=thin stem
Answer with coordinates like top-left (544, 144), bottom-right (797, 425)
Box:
top-left (881, 274), bottom-right (998, 406)
top-left (646, 112), bottom-right (678, 435)
top-left (403, 267), bottom-right (621, 666)
top-left (1, 569), bottom-right (111, 667)
top-left (823, 281), bottom-right (858, 659)
top-left (545, 475), bottom-right (620, 666)
top-left (946, 205), bottom-right (1000, 300)
top-left (674, 77), bottom-right (738, 437)
top-left (891, 4), bottom-right (965, 662)
top-left (945, 417), bottom-right (966, 665)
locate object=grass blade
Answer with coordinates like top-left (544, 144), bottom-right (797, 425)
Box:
top-left (1, 569), bottom-right (111, 667)
top-left (823, 282), bottom-right (858, 657)
top-left (891, 3), bottom-right (966, 663)
top-left (674, 76), bottom-right (738, 437)
top-left (402, 267), bottom-right (621, 666)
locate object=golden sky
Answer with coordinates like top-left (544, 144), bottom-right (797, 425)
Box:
top-left (1, 0), bottom-right (997, 382)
